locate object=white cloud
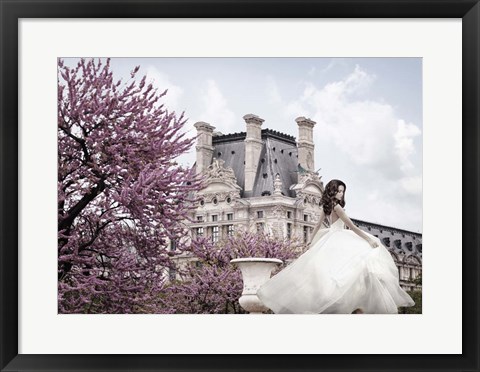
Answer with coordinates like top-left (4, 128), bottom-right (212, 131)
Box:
top-left (198, 79), bottom-right (236, 133)
top-left (266, 76), bottom-right (282, 104)
top-left (281, 65), bottom-right (422, 231)
top-left (394, 120), bottom-right (422, 172)
top-left (285, 66), bottom-right (421, 178)
top-left (317, 58), bottom-right (349, 75)
top-left (400, 176), bottom-right (422, 195)
top-left (145, 65), bottom-right (184, 114)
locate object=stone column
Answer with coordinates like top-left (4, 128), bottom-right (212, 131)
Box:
top-left (243, 114), bottom-right (264, 192)
top-left (295, 117), bottom-right (316, 172)
top-left (194, 121), bottom-right (215, 175)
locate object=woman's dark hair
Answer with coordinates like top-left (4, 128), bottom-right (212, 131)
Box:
top-left (321, 179), bottom-right (346, 215)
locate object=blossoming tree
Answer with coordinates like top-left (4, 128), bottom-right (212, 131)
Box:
top-left (58, 58), bottom-right (201, 313)
top-left (160, 232), bottom-right (304, 314)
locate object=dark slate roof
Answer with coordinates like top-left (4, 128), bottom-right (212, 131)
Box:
top-left (212, 129), bottom-right (298, 198)
top-left (211, 138), bottom-right (246, 192)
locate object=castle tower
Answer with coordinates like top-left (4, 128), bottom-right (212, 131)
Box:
top-left (295, 117), bottom-right (316, 172)
top-left (243, 114), bottom-right (264, 192)
top-left (194, 121), bottom-right (215, 174)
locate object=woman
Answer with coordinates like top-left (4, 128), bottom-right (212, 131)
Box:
top-left (256, 179), bottom-right (415, 314)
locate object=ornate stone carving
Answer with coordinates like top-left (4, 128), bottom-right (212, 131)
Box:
top-left (273, 173), bottom-right (283, 195)
top-left (205, 158), bottom-right (237, 183)
top-left (290, 169), bottom-right (324, 203)
top-left (202, 190), bottom-right (240, 204)
top-left (298, 170), bottom-right (323, 187)
top-left (272, 204), bottom-right (286, 218)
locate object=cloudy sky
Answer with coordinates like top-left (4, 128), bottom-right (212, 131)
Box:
top-left (65, 57), bottom-right (422, 233)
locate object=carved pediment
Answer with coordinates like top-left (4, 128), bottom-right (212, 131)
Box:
top-left (404, 254), bottom-right (422, 266)
top-left (200, 157), bottom-right (242, 194)
top-left (290, 170), bottom-right (324, 199)
top-left (197, 158), bottom-right (241, 205)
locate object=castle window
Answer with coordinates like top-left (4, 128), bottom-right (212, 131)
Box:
top-left (226, 197), bottom-right (232, 204)
top-left (212, 215), bottom-right (218, 222)
top-left (287, 211), bottom-right (292, 219)
top-left (262, 173), bottom-right (268, 179)
top-left (217, 152), bottom-right (222, 157)
top-left (256, 222), bottom-right (265, 233)
top-left (196, 216), bottom-right (203, 222)
top-left (261, 191), bottom-right (271, 196)
top-left (196, 227), bottom-right (204, 237)
top-left (286, 223), bottom-right (292, 239)
top-left (261, 158), bottom-right (265, 163)
top-left (257, 211), bottom-right (264, 218)
top-left (303, 226), bottom-right (309, 244)
top-left (213, 198), bottom-right (218, 205)
top-left (231, 150), bottom-right (235, 155)
top-left (274, 159), bottom-right (278, 164)
top-left (273, 147), bottom-right (276, 151)
top-left (281, 149), bottom-right (284, 154)
top-left (169, 267), bottom-right (177, 282)
top-left (227, 225), bottom-right (234, 236)
top-left (227, 213), bottom-right (233, 221)
top-left (289, 152), bottom-right (292, 156)
top-left (303, 214), bottom-right (308, 222)
top-left (212, 226), bottom-right (219, 243)
top-left (200, 200), bottom-right (205, 206)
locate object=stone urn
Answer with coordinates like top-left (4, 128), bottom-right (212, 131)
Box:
top-left (230, 258), bottom-right (283, 314)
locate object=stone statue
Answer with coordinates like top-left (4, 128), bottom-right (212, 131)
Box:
top-left (274, 173), bottom-right (283, 195)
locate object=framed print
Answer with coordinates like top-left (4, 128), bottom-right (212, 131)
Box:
top-left (1, 0), bottom-right (479, 371)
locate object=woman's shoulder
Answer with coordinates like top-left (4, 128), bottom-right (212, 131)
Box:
top-left (333, 201), bottom-right (343, 209)
top-left (333, 203), bottom-right (345, 213)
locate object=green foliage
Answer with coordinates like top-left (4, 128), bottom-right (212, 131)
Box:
top-left (399, 289), bottom-right (422, 314)
top-left (399, 273), bottom-right (422, 314)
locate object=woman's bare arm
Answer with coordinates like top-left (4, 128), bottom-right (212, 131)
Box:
top-left (333, 204), bottom-right (378, 248)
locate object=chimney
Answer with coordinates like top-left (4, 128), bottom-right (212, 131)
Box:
top-left (243, 114), bottom-right (264, 192)
top-left (295, 117), bottom-right (316, 172)
top-left (194, 121), bottom-right (215, 174)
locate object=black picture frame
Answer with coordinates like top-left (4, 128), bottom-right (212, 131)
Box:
top-left (1, 0), bottom-right (478, 371)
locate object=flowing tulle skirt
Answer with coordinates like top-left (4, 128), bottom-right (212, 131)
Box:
top-left (257, 222), bottom-right (415, 314)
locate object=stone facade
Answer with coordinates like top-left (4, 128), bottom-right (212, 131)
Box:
top-left (187, 114), bottom-right (422, 291)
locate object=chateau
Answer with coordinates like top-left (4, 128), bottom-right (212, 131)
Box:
top-left (188, 114), bottom-right (422, 291)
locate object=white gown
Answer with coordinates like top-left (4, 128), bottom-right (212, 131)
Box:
top-left (257, 217), bottom-right (415, 314)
